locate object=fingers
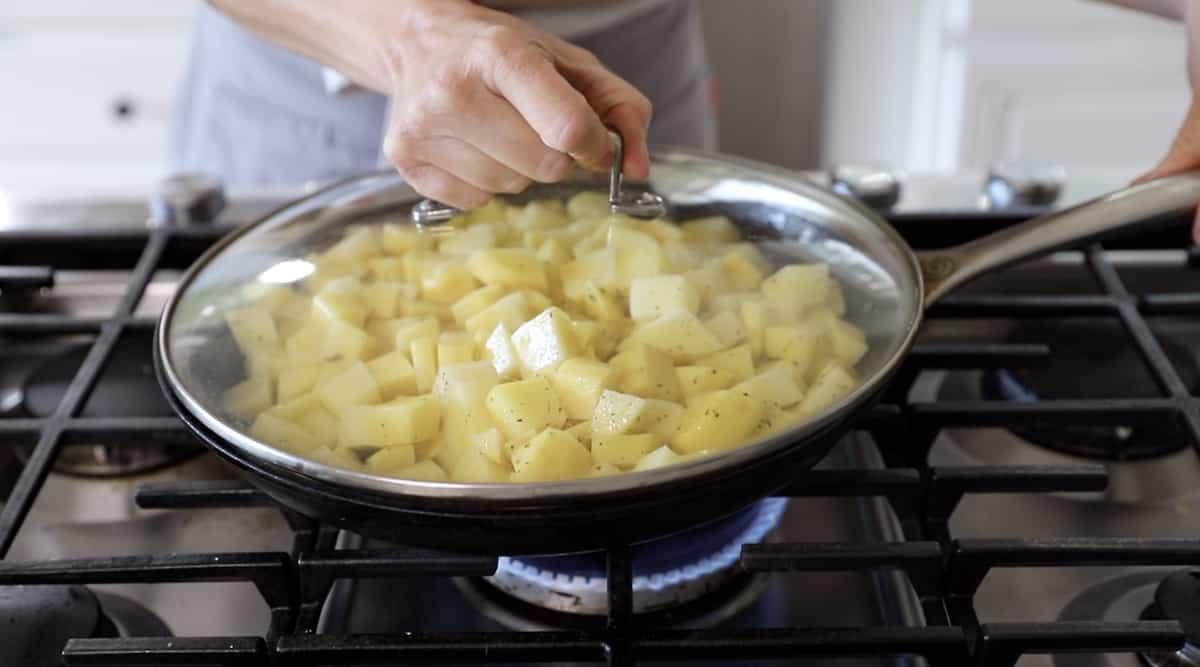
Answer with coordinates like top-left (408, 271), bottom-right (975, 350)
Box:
top-left (557, 51), bottom-right (654, 179)
top-left (444, 93), bottom-right (575, 183)
top-left (481, 32), bottom-right (615, 172)
top-left (391, 157), bottom-right (491, 211)
top-left (402, 135), bottom-right (532, 194)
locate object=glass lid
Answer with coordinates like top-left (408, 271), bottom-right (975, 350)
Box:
top-left (159, 149), bottom-right (921, 494)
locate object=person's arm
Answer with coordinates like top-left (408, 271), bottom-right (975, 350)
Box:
top-left (208, 0), bottom-right (652, 209)
top-left (1095, 0), bottom-right (1200, 241)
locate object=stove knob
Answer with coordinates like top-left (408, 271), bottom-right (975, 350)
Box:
top-left (829, 165), bottom-right (902, 211)
top-left (984, 161), bottom-right (1066, 209)
top-left (150, 173), bottom-right (226, 226)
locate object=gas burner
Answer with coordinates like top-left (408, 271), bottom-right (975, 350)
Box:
top-left (980, 321), bottom-right (1199, 461)
top-left (1055, 571), bottom-right (1175, 667)
top-left (461, 499), bottom-right (785, 627)
top-left (1140, 569), bottom-right (1200, 667)
top-left (0, 585), bottom-right (169, 667)
top-left (17, 336), bottom-right (202, 477)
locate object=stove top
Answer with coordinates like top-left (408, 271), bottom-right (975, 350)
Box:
top-left (0, 169), bottom-right (1197, 667)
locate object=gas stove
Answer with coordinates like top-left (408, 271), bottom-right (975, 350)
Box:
top-left (0, 165), bottom-right (1197, 667)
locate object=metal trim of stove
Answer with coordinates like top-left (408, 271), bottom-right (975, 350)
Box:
top-left (0, 183), bottom-right (1197, 667)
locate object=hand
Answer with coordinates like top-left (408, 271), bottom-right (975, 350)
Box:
top-left (1136, 98), bottom-right (1200, 244)
top-left (377, 1), bottom-right (652, 209)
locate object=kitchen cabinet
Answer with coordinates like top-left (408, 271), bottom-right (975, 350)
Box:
top-left (823, 0), bottom-right (1190, 179)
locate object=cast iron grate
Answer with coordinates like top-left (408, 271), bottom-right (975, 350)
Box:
top-left (0, 207), bottom-right (1196, 666)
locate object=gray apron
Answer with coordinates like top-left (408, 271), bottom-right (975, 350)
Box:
top-left (170, 1), bottom-right (716, 189)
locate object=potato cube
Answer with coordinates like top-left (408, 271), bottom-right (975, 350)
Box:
top-left (566, 191), bottom-right (610, 220)
top-left (827, 281), bottom-right (847, 316)
top-left (365, 445), bottom-right (417, 473)
top-left (393, 316), bottom-right (440, 351)
top-left (467, 248), bottom-right (547, 290)
top-left (243, 343), bottom-right (289, 379)
top-left (704, 310), bottom-right (745, 347)
top-left (451, 445), bottom-right (511, 482)
top-left (510, 429), bottom-right (593, 481)
top-left (591, 391), bottom-right (683, 440)
top-left (675, 365), bottom-right (736, 398)
top-left (486, 376), bottom-right (567, 440)
top-left (381, 224), bottom-right (435, 254)
top-left (310, 446), bottom-right (365, 471)
top-left (681, 216), bottom-right (740, 243)
top-left (386, 460), bottom-right (448, 481)
top-left (612, 228), bottom-right (668, 287)
top-left (732, 365), bottom-right (806, 408)
top-left (684, 264), bottom-right (723, 305)
top-left (511, 307), bottom-right (581, 375)
top-left (592, 433), bottom-right (657, 468)
top-left (562, 248), bottom-right (618, 300)
top-left (362, 282), bottom-right (412, 319)
top-left (284, 320), bottom-right (326, 366)
top-left (566, 420), bottom-right (592, 447)
top-left (633, 445), bottom-right (684, 472)
top-left (629, 275), bottom-right (700, 321)
top-left (719, 250), bottom-right (766, 290)
top-left (401, 300), bottom-right (451, 321)
top-left (297, 406), bottom-right (339, 448)
top-left (623, 310), bottom-right (725, 362)
top-left (762, 264), bottom-right (831, 314)
top-left (270, 392), bottom-right (324, 421)
top-left (483, 324), bottom-right (521, 379)
top-left (324, 226), bottom-right (381, 263)
top-left (473, 427), bottom-right (507, 466)
top-left (697, 345), bottom-right (755, 382)
top-left (580, 281), bottom-right (625, 321)
top-left (225, 306), bottom-right (281, 354)
top-left (439, 223), bottom-right (497, 255)
top-left (536, 238), bottom-right (572, 266)
top-left (552, 358), bottom-right (617, 420)
top-left (521, 290), bottom-right (555, 314)
top-left (433, 361), bottom-right (499, 467)
top-left (277, 365), bottom-right (320, 402)
top-left (223, 376), bottom-right (274, 421)
top-left (451, 285), bottom-right (505, 325)
top-left (421, 263), bottom-right (479, 304)
top-left (591, 461), bottom-right (623, 476)
top-left (338, 396), bottom-right (442, 448)
top-left (317, 362), bottom-right (381, 415)
top-left (319, 319), bottom-right (371, 365)
top-left (571, 320), bottom-right (600, 354)
top-left (795, 363), bottom-right (858, 418)
top-left (740, 300), bottom-right (767, 358)
top-left (611, 344), bottom-right (682, 402)
top-left (312, 277), bottom-right (368, 327)
top-left (824, 317), bottom-right (868, 368)
top-left (250, 412), bottom-right (319, 455)
top-left (410, 337), bottom-right (438, 394)
top-left (672, 390), bottom-right (765, 453)
top-left (764, 323), bottom-right (825, 378)
top-left (437, 331), bottom-right (477, 366)
top-left (511, 199), bottom-right (567, 231)
top-left (464, 292), bottom-right (531, 338)
top-left (368, 257), bottom-right (406, 282)
top-left (642, 219), bottom-right (684, 243)
top-left (366, 350), bottom-right (417, 399)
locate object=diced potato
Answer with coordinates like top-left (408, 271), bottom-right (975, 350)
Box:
top-left (312, 277), bottom-right (368, 327)
top-left (719, 250), bottom-right (765, 291)
top-left (464, 292), bottom-right (531, 338)
top-left (433, 361), bottom-right (499, 467)
top-left (562, 248), bottom-right (618, 300)
top-left (580, 281), bottom-right (625, 321)
top-left (451, 285), bottom-right (505, 325)
top-left (732, 365), bottom-right (806, 408)
top-left (566, 191), bottom-right (610, 220)
top-left (672, 390), bottom-right (765, 453)
top-left (393, 316), bottom-right (440, 350)
top-left (592, 432), bottom-right (657, 468)
top-left (611, 228), bottom-right (668, 287)
top-left (697, 345), bottom-right (755, 382)
top-left (366, 350), bottom-right (417, 399)
top-left (566, 420), bottom-right (592, 447)
top-left (277, 365), bottom-right (320, 403)
top-left (486, 376), bottom-right (567, 440)
top-left (401, 300), bottom-right (451, 321)
top-left (270, 392), bottom-right (324, 421)
top-left (439, 223), bottom-right (497, 255)
top-left (309, 446), bottom-right (365, 470)
top-left (318, 319), bottom-right (371, 365)
top-left (522, 290), bottom-right (554, 313)
top-left (250, 412), bottom-right (319, 455)
top-left (764, 323), bottom-right (825, 378)
top-left (421, 263), bottom-right (479, 304)
top-left (552, 358), bottom-right (617, 420)
top-left (704, 310), bottom-right (745, 347)
top-left (633, 445), bottom-right (684, 472)
top-left (468, 248), bottom-right (547, 290)
top-left (511, 199), bottom-right (568, 231)
top-left (684, 264), bottom-right (723, 305)
top-left (362, 282), bottom-right (412, 319)
top-left (611, 344), bottom-right (682, 402)
top-left (536, 238), bottom-right (572, 266)
top-left (365, 445), bottom-right (417, 473)
top-left (243, 343), bottom-right (289, 379)
top-left (223, 376), bottom-right (274, 421)
top-left (323, 226), bottom-right (381, 263)
top-left (623, 310), bottom-right (725, 362)
top-left (827, 281), bottom-right (847, 316)
top-left (642, 219), bottom-right (684, 243)
top-left (510, 429), bottom-right (593, 481)
top-left (511, 307), bottom-right (581, 375)
top-left (338, 396), bottom-right (441, 448)
top-left (823, 317), bottom-right (868, 368)
top-left (225, 306), bottom-right (281, 354)
top-left (473, 427), bottom-right (507, 466)
top-left (368, 257), bottom-right (406, 282)
top-left (762, 264), bottom-right (831, 316)
top-left (451, 444), bottom-right (511, 482)
top-left (592, 390), bottom-right (683, 440)
top-left (675, 365), bottom-right (736, 398)
top-left (381, 224), bottom-right (435, 255)
top-left (740, 300), bottom-right (767, 358)
top-left (629, 275), bottom-right (700, 321)
top-left (795, 363), bottom-right (858, 418)
top-left (483, 324), bottom-right (521, 379)
top-left (384, 459), bottom-right (448, 481)
top-left (680, 216), bottom-right (740, 243)
top-left (410, 337), bottom-right (438, 394)
top-left (437, 331), bottom-right (476, 366)
top-left (571, 320), bottom-right (600, 354)
top-left (317, 362), bottom-right (381, 415)
top-left (591, 461), bottom-right (623, 477)
top-left (297, 406), bottom-right (339, 448)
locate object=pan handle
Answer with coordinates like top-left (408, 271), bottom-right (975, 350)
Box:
top-left (916, 172), bottom-right (1200, 305)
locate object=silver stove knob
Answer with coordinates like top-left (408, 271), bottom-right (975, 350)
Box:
top-left (829, 165), bottom-right (902, 211)
top-left (151, 173), bottom-right (226, 226)
top-left (984, 161), bottom-right (1066, 209)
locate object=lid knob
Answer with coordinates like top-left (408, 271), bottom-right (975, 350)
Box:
top-left (829, 165), bottom-right (902, 211)
top-left (984, 161), bottom-right (1066, 209)
top-left (151, 173), bottom-right (226, 226)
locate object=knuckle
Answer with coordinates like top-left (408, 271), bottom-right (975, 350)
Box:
top-left (534, 150), bottom-right (572, 183)
top-left (383, 131), bottom-right (418, 166)
top-left (500, 174), bottom-right (532, 194)
top-left (544, 109), bottom-right (593, 154)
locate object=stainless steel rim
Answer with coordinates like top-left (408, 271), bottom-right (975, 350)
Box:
top-left (156, 147), bottom-right (926, 502)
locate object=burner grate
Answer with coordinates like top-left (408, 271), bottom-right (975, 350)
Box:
top-left (0, 210), bottom-right (1196, 666)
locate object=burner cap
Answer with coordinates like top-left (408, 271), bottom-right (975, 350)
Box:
top-left (982, 320), bottom-right (1198, 461)
top-left (1147, 569), bottom-right (1200, 644)
top-left (0, 585), bottom-right (103, 667)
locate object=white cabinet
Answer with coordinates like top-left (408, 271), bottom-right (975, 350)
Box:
top-left (823, 0), bottom-right (1190, 180)
top-left (0, 2), bottom-right (195, 195)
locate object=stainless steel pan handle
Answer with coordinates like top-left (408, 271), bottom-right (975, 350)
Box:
top-left (916, 173), bottom-right (1200, 305)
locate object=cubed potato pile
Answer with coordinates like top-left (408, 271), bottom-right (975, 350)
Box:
top-left (220, 192), bottom-right (867, 483)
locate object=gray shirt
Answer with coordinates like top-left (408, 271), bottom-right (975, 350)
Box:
top-left (170, 1), bottom-right (715, 189)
